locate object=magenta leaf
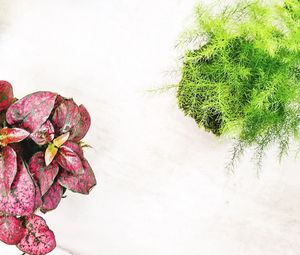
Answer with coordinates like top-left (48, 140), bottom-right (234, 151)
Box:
top-left (29, 152), bottom-right (59, 196)
top-left (56, 145), bottom-right (84, 175)
top-left (0, 81), bottom-right (14, 111)
top-left (58, 159), bottom-right (96, 194)
top-left (40, 182), bottom-right (63, 213)
top-left (51, 99), bottom-right (81, 135)
top-left (63, 141), bottom-right (84, 159)
top-left (0, 215), bottom-right (25, 245)
top-left (69, 104), bottom-right (91, 142)
top-left (30, 120), bottom-right (55, 146)
top-left (6, 91), bottom-right (57, 133)
top-left (0, 158), bottom-right (36, 216)
top-left (17, 214), bottom-right (56, 255)
top-left (0, 146), bottom-right (17, 196)
top-left (0, 127), bottom-right (30, 146)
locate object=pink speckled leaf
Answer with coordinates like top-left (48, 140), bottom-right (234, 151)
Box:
top-left (58, 159), bottom-right (96, 194)
top-left (30, 121), bottom-right (55, 146)
top-left (63, 141), bottom-right (84, 159)
top-left (0, 158), bottom-right (36, 216)
top-left (0, 216), bottom-right (25, 245)
top-left (69, 104), bottom-right (91, 142)
top-left (51, 99), bottom-right (80, 135)
top-left (0, 81), bottom-right (14, 111)
top-left (0, 146), bottom-right (17, 196)
top-left (29, 152), bottom-right (59, 196)
top-left (56, 145), bottom-right (84, 175)
top-left (40, 182), bottom-right (63, 213)
top-left (6, 91), bottom-right (57, 133)
top-left (17, 214), bottom-right (56, 255)
top-left (0, 127), bottom-right (30, 146)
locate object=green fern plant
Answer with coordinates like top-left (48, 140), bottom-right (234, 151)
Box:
top-left (177, 0), bottom-right (300, 167)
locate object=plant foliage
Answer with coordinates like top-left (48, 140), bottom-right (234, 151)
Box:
top-left (0, 81), bottom-right (96, 255)
top-left (177, 0), bottom-right (300, 166)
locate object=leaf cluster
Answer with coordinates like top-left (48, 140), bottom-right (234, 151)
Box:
top-left (177, 0), bottom-right (300, 166)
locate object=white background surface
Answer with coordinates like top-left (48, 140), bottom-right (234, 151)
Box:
top-left (0, 0), bottom-right (300, 254)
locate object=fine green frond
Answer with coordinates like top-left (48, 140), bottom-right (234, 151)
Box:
top-left (177, 0), bottom-right (300, 167)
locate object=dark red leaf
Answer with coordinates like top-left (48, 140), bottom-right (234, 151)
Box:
top-left (40, 182), bottom-right (63, 213)
top-left (52, 94), bottom-right (64, 110)
top-left (0, 81), bottom-right (14, 111)
top-left (8, 142), bottom-right (23, 156)
top-left (0, 158), bottom-right (36, 216)
top-left (6, 91), bottom-right (57, 133)
top-left (51, 99), bottom-right (80, 135)
top-left (58, 159), bottom-right (96, 194)
top-left (0, 146), bottom-right (17, 196)
top-left (69, 104), bottom-right (91, 142)
top-left (34, 184), bottom-right (42, 211)
top-left (29, 152), bottom-right (59, 196)
top-left (0, 127), bottom-right (30, 146)
top-left (30, 120), bottom-right (55, 146)
top-left (0, 112), bottom-right (6, 126)
top-left (0, 215), bottom-right (25, 245)
top-left (17, 214), bottom-right (56, 255)
top-left (56, 145), bottom-right (84, 175)
top-left (63, 141), bottom-right (84, 159)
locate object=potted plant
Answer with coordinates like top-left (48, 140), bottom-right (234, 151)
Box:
top-left (176, 0), bottom-right (300, 167)
top-left (0, 81), bottom-right (96, 255)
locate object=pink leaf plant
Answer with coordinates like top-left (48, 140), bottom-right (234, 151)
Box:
top-left (0, 81), bottom-right (96, 255)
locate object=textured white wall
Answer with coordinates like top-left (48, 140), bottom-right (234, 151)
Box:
top-left (0, 0), bottom-right (300, 254)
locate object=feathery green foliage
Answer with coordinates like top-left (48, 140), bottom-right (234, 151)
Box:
top-left (177, 0), bottom-right (300, 166)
